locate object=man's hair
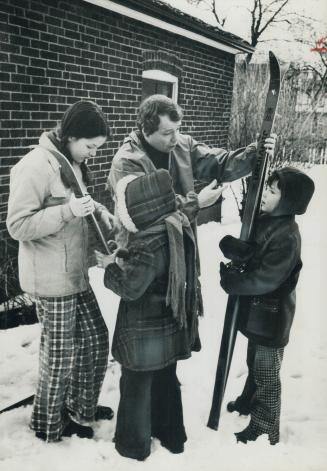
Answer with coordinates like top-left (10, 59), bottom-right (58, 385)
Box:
top-left (137, 94), bottom-right (183, 136)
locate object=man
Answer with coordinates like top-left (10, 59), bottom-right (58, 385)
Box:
top-left (108, 93), bottom-right (275, 217)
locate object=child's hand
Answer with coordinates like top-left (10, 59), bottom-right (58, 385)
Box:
top-left (94, 250), bottom-right (115, 269)
top-left (219, 235), bottom-right (255, 264)
top-left (220, 261), bottom-right (229, 276)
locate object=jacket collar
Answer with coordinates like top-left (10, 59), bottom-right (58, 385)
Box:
top-left (38, 131), bottom-right (63, 173)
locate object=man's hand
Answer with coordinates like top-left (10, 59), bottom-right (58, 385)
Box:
top-left (263, 133), bottom-right (277, 157)
top-left (198, 180), bottom-right (228, 209)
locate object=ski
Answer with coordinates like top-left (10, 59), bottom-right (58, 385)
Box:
top-left (207, 51), bottom-right (282, 430)
top-left (49, 149), bottom-right (111, 255)
top-left (0, 393), bottom-right (34, 415)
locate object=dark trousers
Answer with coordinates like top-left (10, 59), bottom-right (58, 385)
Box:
top-left (238, 341), bottom-right (284, 436)
top-left (115, 363), bottom-right (187, 460)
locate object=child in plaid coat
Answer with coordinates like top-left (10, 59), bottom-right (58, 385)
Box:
top-left (95, 169), bottom-right (219, 460)
top-left (220, 167), bottom-right (315, 445)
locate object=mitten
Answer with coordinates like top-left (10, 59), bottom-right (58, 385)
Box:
top-left (219, 235), bottom-right (255, 264)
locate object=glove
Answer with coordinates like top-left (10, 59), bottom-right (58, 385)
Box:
top-left (220, 261), bottom-right (229, 277)
top-left (220, 261), bottom-right (244, 294)
top-left (106, 240), bottom-right (130, 260)
top-left (69, 193), bottom-right (95, 217)
top-left (115, 248), bottom-right (130, 260)
top-left (219, 235), bottom-right (255, 263)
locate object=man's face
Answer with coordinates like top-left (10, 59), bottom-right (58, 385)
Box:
top-left (261, 179), bottom-right (282, 214)
top-left (143, 114), bottom-right (182, 153)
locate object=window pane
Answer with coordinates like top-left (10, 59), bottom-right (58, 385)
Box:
top-left (142, 78), bottom-right (173, 101)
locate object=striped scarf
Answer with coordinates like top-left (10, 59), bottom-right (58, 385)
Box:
top-left (138, 211), bottom-right (200, 344)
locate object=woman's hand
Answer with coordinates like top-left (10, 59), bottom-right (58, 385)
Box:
top-left (69, 193), bottom-right (95, 217)
top-left (197, 180), bottom-right (228, 209)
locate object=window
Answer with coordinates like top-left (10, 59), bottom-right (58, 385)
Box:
top-left (142, 70), bottom-right (178, 102)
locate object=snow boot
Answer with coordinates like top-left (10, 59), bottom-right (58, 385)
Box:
top-left (234, 425), bottom-right (259, 444)
top-left (94, 405), bottom-right (114, 421)
top-left (35, 420), bottom-right (94, 441)
top-left (235, 424), bottom-right (280, 445)
top-left (62, 419), bottom-right (94, 439)
top-left (227, 399), bottom-right (251, 416)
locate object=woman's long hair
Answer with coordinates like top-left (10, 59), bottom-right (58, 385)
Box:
top-left (56, 100), bottom-right (110, 186)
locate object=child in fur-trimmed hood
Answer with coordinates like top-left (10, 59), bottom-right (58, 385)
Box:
top-left (95, 169), bottom-right (203, 461)
top-left (220, 166), bottom-right (314, 445)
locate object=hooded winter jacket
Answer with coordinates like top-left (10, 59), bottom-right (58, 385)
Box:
top-left (220, 167), bottom-right (315, 347)
top-left (221, 215), bottom-right (302, 347)
top-left (6, 133), bottom-right (92, 296)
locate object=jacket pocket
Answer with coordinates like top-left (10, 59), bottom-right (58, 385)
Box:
top-left (246, 297), bottom-right (279, 338)
top-left (46, 176), bottom-right (69, 207)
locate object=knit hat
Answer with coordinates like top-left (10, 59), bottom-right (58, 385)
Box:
top-left (115, 169), bottom-right (176, 232)
top-left (270, 167), bottom-right (315, 215)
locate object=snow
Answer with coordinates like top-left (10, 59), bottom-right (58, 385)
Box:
top-left (0, 166), bottom-right (326, 471)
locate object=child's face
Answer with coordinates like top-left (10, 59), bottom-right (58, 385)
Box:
top-left (261, 180), bottom-right (282, 214)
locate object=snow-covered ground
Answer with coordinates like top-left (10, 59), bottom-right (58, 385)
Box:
top-left (0, 166), bottom-right (326, 471)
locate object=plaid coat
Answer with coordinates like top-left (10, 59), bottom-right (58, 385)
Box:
top-left (104, 230), bottom-right (200, 371)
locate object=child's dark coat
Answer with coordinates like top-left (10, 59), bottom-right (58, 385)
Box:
top-left (221, 214), bottom-right (302, 347)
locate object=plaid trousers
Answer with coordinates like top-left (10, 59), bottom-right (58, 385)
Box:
top-left (239, 341), bottom-right (284, 439)
top-left (30, 289), bottom-right (109, 442)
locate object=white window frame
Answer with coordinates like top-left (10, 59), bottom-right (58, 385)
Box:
top-left (142, 69), bottom-right (179, 103)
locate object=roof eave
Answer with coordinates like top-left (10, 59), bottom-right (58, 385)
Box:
top-left (83, 0), bottom-right (254, 55)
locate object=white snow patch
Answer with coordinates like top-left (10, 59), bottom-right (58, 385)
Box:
top-left (0, 166), bottom-right (326, 470)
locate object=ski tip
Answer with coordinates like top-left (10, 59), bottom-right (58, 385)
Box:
top-left (268, 51), bottom-right (279, 66)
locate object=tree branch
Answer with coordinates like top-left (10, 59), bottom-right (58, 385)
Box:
top-left (257, 0), bottom-right (289, 36)
top-left (211, 0), bottom-right (226, 27)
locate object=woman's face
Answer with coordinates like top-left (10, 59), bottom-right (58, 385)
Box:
top-left (66, 135), bottom-right (106, 164)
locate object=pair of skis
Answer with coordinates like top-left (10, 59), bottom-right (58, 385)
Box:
top-left (207, 51), bottom-right (282, 430)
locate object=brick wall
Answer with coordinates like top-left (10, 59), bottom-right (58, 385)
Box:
top-left (0, 0), bottom-right (235, 241)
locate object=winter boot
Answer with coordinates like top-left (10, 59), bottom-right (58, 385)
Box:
top-left (62, 419), bottom-right (94, 439)
top-left (235, 424), bottom-right (280, 445)
top-left (95, 405), bottom-right (114, 421)
top-left (234, 424), bottom-right (259, 444)
top-left (227, 399), bottom-right (251, 416)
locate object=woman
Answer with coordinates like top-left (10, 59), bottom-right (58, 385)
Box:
top-left (7, 101), bottom-right (114, 442)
